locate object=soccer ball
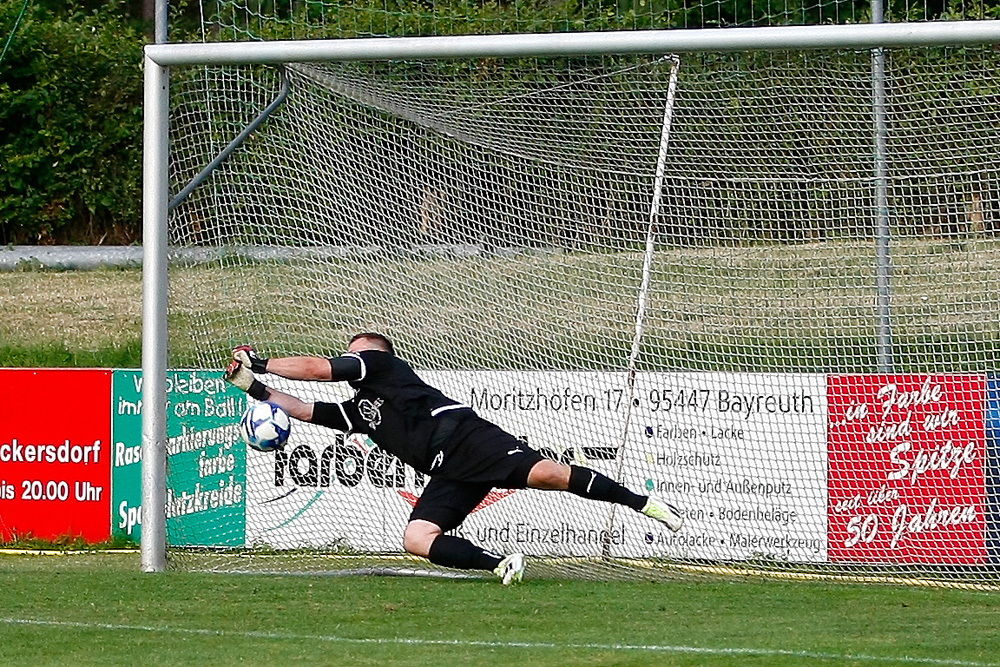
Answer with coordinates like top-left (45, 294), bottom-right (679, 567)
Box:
top-left (240, 402), bottom-right (291, 452)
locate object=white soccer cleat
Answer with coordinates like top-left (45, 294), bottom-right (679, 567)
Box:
top-left (493, 553), bottom-right (526, 585)
top-left (641, 495), bottom-right (684, 532)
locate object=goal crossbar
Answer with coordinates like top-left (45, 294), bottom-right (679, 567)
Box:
top-left (145, 21), bottom-right (1000, 66)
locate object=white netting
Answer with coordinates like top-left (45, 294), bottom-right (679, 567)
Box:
top-left (163, 48), bottom-right (1000, 586)
top-left (198, 0), bottom-right (981, 41)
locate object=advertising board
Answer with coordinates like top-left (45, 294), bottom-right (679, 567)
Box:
top-left (828, 375), bottom-right (986, 564)
top-left (0, 369), bottom-right (111, 542)
top-left (111, 370), bottom-right (247, 547)
top-left (245, 371), bottom-right (829, 562)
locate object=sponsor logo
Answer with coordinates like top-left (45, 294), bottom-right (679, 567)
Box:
top-left (357, 397), bottom-right (384, 430)
top-left (273, 435), bottom-right (425, 490)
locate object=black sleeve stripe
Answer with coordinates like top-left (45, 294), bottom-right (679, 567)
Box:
top-left (329, 354), bottom-right (364, 382)
top-left (342, 352), bottom-right (367, 381)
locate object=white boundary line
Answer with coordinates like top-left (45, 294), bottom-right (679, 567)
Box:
top-left (0, 549), bottom-right (139, 557)
top-left (1, 617), bottom-right (996, 666)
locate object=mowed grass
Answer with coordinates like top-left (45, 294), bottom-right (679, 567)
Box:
top-left (4, 235), bottom-right (1000, 371)
top-left (0, 267), bottom-right (142, 367)
top-left (1, 553), bottom-right (998, 667)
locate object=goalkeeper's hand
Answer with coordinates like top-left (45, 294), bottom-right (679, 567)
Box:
top-left (232, 345), bottom-right (269, 374)
top-left (224, 356), bottom-right (270, 400)
top-left (224, 357), bottom-right (255, 392)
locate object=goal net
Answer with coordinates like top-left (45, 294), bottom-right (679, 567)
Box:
top-left (159, 42), bottom-right (1000, 586)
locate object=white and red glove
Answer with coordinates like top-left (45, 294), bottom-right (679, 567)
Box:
top-left (224, 346), bottom-right (270, 400)
top-left (232, 345), bottom-right (269, 374)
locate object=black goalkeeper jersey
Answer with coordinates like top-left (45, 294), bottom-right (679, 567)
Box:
top-left (310, 350), bottom-right (470, 475)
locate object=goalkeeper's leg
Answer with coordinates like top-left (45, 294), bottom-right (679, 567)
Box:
top-left (405, 520), bottom-right (501, 569)
top-left (526, 460), bottom-right (684, 532)
top-left (405, 520), bottom-right (525, 585)
top-left (405, 479), bottom-right (526, 584)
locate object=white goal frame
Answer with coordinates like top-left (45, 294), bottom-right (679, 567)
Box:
top-left (141, 20), bottom-right (1000, 572)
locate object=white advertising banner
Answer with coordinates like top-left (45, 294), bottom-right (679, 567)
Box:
top-left (244, 371), bottom-right (829, 563)
top-left (629, 373), bottom-right (828, 562)
top-left (437, 371), bottom-right (644, 560)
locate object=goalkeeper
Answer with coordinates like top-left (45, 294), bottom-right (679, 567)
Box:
top-left (225, 332), bottom-right (683, 585)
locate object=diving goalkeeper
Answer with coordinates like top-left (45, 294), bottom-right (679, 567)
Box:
top-left (224, 332), bottom-right (683, 585)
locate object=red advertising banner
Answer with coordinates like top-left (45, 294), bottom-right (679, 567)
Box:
top-left (828, 375), bottom-right (986, 564)
top-left (0, 369), bottom-right (112, 542)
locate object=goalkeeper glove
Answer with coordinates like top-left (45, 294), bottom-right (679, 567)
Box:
top-left (233, 345), bottom-right (269, 374)
top-left (224, 357), bottom-right (270, 400)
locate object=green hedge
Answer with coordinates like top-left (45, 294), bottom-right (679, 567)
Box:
top-left (0, 4), bottom-right (144, 245)
top-left (2, 0), bottom-right (998, 246)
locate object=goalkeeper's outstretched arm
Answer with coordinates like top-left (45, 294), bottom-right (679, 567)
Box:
top-left (231, 345), bottom-right (366, 382)
top-left (224, 349), bottom-right (354, 432)
top-left (256, 387), bottom-right (315, 423)
top-left (265, 356), bottom-right (335, 381)
top-left (224, 355), bottom-right (315, 421)
top-left (232, 345), bottom-right (334, 381)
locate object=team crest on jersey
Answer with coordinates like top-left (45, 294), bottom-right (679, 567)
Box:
top-left (358, 397), bottom-right (384, 430)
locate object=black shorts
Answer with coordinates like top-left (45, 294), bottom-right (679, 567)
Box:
top-left (434, 414), bottom-right (544, 485)
top-left (409, 414), bottom-right (544, 532)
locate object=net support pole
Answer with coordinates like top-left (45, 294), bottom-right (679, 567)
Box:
top-left (872, 0), bottom-right (894, 373)
top-left (141, 53), bottom-right (169, 573)
top-left (169, 66), bottom-right (291, 212)
top-left (626, 54), bottom-right (681, 385)
top-left (605, 55), bottom-right (681, 550)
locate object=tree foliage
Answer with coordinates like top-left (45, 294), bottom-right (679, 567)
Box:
top-left (0, 2), bottom-right (144, 244)
top-left (2, 0), bottom-right (1000, 244)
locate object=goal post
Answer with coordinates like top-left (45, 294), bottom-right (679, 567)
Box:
top-left (144, 22), bottom-right (1000, 584)
top-left (141, 58), bottom-right (169, 573)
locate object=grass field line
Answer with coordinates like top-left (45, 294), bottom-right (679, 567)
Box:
top-left (2, 616), bottom-right (996, 666)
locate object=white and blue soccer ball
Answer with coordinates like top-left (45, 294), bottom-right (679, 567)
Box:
top-left (240, 402), bottom-right (291, 452)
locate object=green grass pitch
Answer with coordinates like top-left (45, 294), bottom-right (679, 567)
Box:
top-left (1, 553), bottom-right (998, 666)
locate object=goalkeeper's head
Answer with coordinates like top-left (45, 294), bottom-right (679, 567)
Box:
top-left (348, 332), bottom-right (395, 356)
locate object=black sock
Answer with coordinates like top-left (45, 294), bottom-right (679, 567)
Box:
top-left (427, 535), bottom-right (503, 571)
top-left (568, 465), bottom-right (646, 511)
